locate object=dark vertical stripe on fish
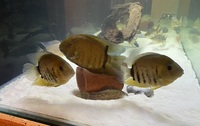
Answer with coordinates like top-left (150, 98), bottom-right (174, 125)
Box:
top-left (146, 69), bottom-right (152, 84)
top-left (153, 78), bottom-right (157, 84)
top-left (37, 66), bottom-right (41, 75)
top-left (46, 68), bottom-right (52, 82)
top-left (139, 68), bottom-right (143, 83)
top-left (155, 68), bottom-right (158, 75)
top-left (141, 70), bottom-right (146, 84)
top-left (102, 46), bottom-right (109, 69)
top-left (43, 67), bottom-right (56, 84)
top-left (134, 65), bottom-right (137, 82)
top-left (52, 68), bottom-right (58, 83)
top-left (131, 65), bottom-right (135, 80)
top-left (44, 72), bottom-right (51, 82)
top-left (43, 72), bottom-right (48, 81)
top-left (153, 68), bottom-right (157, 85)
top-left (143, 69), bottom-right (148, 84)
top-left (136, 66), bottom-right (140, 83)
top-left (52, 68), bottom-right (57, 79)
top-left (96, 50), bottom-right (102, 69)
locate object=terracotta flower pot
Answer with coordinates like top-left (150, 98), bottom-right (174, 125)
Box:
top-left (76, 67), bottom-right (124, 93)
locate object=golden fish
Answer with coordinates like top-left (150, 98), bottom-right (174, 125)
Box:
top-left (23, 51), bottom-right (75, 87)
top-left (124, 53), bottom-right (183, 90)
top-left (59, 34), bottom-right (126, 81)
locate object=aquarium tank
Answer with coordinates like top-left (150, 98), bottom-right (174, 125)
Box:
top-left (0, 0), bottom-right (200, 125)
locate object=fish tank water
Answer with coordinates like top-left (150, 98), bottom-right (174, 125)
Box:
top-left (0, 0), bottom-right (200, 125)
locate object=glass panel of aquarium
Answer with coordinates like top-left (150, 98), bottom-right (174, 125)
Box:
top-left (0, 0), bottom-right (200, 125)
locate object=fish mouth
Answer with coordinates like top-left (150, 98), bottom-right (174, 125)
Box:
top-left (178, 67), bottom-right (184, 77)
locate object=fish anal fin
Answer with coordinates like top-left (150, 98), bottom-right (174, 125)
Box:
top-left (33, 78), bottom-right (57, 87)
top-left (151, 85), bottom-right (161, 90)
top-left (125, 77), bottom-right (148, 88)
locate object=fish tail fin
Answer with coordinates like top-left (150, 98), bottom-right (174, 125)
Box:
top-left (122, 47), bottom-right (142, 67)
top-left (121, 63), bottom-right (132, 81)
top-left (23, 62), bottom-right (57, 87)
top-left (106, 55), bottom-right (126, 82)
top-left (22, 63), bottom-right (39, 82)
top-left (108, 44), bottom-right (126, 56)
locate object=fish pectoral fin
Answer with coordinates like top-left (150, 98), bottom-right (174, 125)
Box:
top-left (105, 63), bottom-right (123, 82)
top-left (122, 65), bottom-right (131, 81)
top-left (23, 63), bottom-right (39, 81)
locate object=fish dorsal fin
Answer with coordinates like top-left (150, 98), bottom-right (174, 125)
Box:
top-left (40, 40), bottom-right (63, 56)
top-left (82, 34), bottom-right (126, 56)
top-left (40, 40), bottom-right (61, 51)
top-left (40, 40), bottom-right (60, 48)
top-left (23, 63), bottom-right (39, 81)
top-left (27, 51), bottom-right (49, 65)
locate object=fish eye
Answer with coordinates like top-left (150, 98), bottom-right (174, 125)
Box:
top-left (167, 65), bottom-right (172, 71)
top-left (59, 66), bottom-right (64, 71)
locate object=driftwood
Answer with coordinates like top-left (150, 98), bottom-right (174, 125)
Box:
top-left (99, 2), bottom-right (142, 44)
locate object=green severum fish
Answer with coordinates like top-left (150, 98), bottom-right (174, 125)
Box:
top-left (124, 53), bottom-right (184, 90)
top-left (23, 51), bottom-right (75, 87)
top-left (59, 34), bottom-right (126, 82)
